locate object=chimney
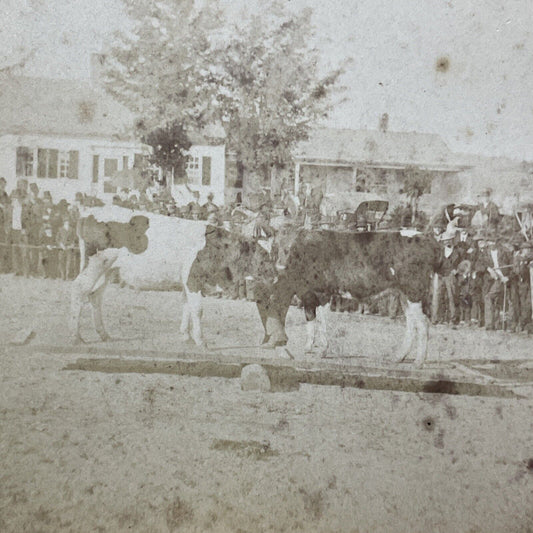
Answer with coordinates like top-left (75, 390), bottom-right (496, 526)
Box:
top-left (90, 53), bottom-right (107, 86)
top-left (379, 113), bottom-right (389, 133)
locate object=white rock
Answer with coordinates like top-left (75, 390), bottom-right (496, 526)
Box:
top-left (240, 364), bottom-right (271, 392)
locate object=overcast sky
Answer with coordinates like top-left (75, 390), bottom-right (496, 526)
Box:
top-left (2, 0), bottom-right (533, 161)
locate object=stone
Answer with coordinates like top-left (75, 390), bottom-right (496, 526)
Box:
top-left (10, 328), bottom-right (35, 346)
top-left (240, 364), bottom-right (271, 392)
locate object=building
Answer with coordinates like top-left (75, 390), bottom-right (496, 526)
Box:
top-left (0, 75), bottom-right (227, 204)
top-left (292, 127), bottom-right (470, 215)
top-left (172, 126), bottom-right (226, 206)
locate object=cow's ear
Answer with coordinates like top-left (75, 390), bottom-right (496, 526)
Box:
top-left (130, 215), bottom-right (149, 233)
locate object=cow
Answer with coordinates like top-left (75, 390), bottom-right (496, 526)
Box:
top-left (265, 228), bottom-right (442, 367)
top-left (70, 206), bottom-right (276, 346)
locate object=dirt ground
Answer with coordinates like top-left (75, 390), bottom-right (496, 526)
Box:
top-left (1, 274), bottom-right (533, 532)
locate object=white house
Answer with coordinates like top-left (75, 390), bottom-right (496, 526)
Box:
top-left (0, 75), bottom-right (227, 204)
top-left (172, 127), bottom-right (226, 206)
top-left (0, 75), bottom-right (149, 202)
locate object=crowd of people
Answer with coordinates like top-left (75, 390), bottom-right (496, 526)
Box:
top-left (1, 177), bottom-right (532, 335)
top-left (429, 208), bottom-right (533, 334)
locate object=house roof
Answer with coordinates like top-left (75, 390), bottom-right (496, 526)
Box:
top-left (0, 76), bottom-right (138, 141)
top-left (294, 127), bottom-right (468, 171)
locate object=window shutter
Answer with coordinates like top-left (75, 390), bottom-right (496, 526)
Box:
top-left (123, 155), bottom-right (129, 170)
top-left (49, 149), bottom-right (58, 179)
top-left (16, 147), bottom-right (24, 175)
top-left (37, 149), bottom-right (46, 178)
top-left (69, 151), bottom-right (79, 179)
top-left (92, 155), bottom-right (99, 183)
top-left (133, 153), bottom-right (143, 168)
top-left (201, 156), bottom-right (211, 186)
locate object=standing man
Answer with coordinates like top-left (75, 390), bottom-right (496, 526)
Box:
top-left (432, 229), bottom-right (462, 325)
top-left (10, 188), bottom-right (29, 277)
top-left (484, 235), bottom-right (512, 330)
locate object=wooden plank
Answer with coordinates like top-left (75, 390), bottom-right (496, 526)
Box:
top-left (63, 356), bottom-right (520, 398)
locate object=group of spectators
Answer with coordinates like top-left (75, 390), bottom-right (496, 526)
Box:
top-left (430, 207), bottom-right (533, 334)
top-left (2, 177), bottom-right (533, 335)
top-left (0, 179), bottom-right (83, 279)
top-left (111, 187), bottom-right (222, 223)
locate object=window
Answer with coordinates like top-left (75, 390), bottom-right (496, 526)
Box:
top-left (123, 155), bottom-right (129, 170)
top-left (201, 156), bottom-right (211, 186)
top-left (16, 147), bottom-right (34, 177)
top-left (186, 156), bottom-right (201, 185)
top-left (59, 151), bottom-right (70, 178)
top-left (104, 158), bottom-right (118, 177)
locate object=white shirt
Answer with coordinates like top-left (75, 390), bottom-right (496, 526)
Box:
top-left (11, 199), bottom-right (22, 230)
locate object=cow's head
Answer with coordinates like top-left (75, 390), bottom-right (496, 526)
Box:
top-left (273, 224), bottom-right (301, 271)
top-left (188, 226), bottom-right (275, 293)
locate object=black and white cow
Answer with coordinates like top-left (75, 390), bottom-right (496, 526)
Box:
top-left (266, 228), bottom-right (442, 367)
top-left (70, 206), bottom-right (275, 345)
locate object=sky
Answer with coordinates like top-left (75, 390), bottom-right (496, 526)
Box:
top-left (2, 0), bottom-right (533, 161)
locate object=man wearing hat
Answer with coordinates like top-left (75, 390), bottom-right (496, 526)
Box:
top-left (510, 240), bottom-right (533, 332)
top-left (478, 188), bottom-right (501, 231)
top-left (484, 233), bottom-right (513, 330)
top-left (431, 228), bottom-right (463, 324)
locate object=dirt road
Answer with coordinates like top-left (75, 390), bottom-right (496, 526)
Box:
top-left (1, 275), bottom-right (533, 532)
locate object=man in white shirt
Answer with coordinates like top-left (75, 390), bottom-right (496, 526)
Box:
top-left (10, 188), bottom-right (29, 277)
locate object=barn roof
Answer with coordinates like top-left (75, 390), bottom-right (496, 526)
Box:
top-left (294, 127), bottom-right (467, 171)
top-left (0, 76), bottom-right (139, 141)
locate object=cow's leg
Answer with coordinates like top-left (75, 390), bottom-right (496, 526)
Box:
top-left (302, 291), bottom-right (320, 353)
top-left (180, 292), bottom-right (192, 342)
top-left (395, 300), bottom-right (416, 363)
top-left (89, 278), bottom-right (111, 342)
top-left (69, 250), bottom-right (118, 344)
top-left (254, 283), bottom-right (273, 344)
top-left (315, 302), bottom-right (330, 357)
top-left (187, 290), bottom-right (205, 347)
top-left (413, 302), bottom-right (429, 368)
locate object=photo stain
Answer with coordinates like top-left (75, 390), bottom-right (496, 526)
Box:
top-left (422, 416), bottom-right (435, 431)
top-left (436, 56), bottom-right (450, 73)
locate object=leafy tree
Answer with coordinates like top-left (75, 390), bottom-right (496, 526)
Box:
top-left (402, 166), bottom-right (433, 225)
top-left (102, 0), bottom-right (224, 180)
top-left (103, 0), bottom-right (346, 198)
top-left (144, 121), bottom-right (192, 184)
top-left (210, 3), bottom-right (347, 192)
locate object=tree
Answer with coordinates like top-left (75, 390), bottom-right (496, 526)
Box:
top-left (402, 166), bottom-right (433, 226)
top-left (144, 121), bottom-right (192, 185)
top-left (210, 3), bottom-right (347, 193)
top-left (103, 0), bottom-right (224, 156)
top-left (103, 0), bottom-right (346, 199)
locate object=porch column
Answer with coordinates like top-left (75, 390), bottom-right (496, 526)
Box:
top-left (294, 162), bottom-right (300, 195)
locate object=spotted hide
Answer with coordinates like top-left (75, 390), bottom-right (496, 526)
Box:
top-left (70, 206), bottom-right (276, 347)
top-left (269, 229), bottom-right (442, 366)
